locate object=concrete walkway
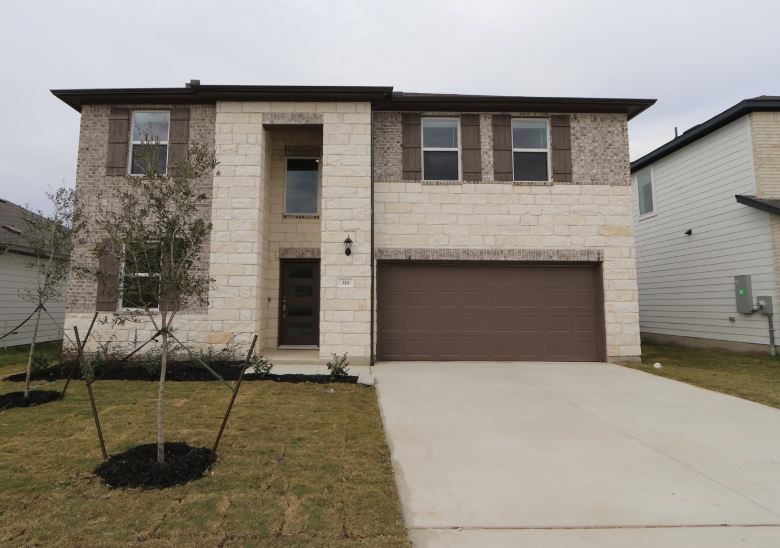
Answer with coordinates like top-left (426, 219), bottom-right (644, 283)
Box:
top-left (373, 361), bottom-right (780, 547)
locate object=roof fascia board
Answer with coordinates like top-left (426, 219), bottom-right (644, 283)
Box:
top-left (632, 99), bottom-right (780, 172)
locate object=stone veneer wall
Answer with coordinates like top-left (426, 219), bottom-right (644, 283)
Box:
top-left (210, 101), bottom-right (372, 360)
top-left (64, 104), bottom-right (216, 352)
top-left (751, 111), bottom-right (780, 299)
top-left (373, 184), bottom-right (641, 359)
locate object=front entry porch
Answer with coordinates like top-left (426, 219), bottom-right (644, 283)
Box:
top-left (259, 346), bottom-right (323, 365)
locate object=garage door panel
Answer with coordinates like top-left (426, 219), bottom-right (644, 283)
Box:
top-left (378, 263), bottom-right (604, 361)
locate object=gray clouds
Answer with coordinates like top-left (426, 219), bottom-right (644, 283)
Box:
top-left (2, 0), bottom-right (778, 212)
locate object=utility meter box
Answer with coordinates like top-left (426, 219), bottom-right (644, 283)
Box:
top-left (757, 295), bottom-right (773, 315)
top-left (735, 275), bottom-right (754, 314)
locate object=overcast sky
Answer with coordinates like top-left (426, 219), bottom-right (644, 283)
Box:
top-left (2, 0), bottom-right (779, 214)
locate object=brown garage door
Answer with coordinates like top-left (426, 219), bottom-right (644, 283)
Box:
top-left (377, 262), bottom-right (605, 361)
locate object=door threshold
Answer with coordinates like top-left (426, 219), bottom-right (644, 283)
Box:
top-left (277, 345), bottom-right (319, 350)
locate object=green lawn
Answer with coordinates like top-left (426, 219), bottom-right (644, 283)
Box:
top-left (620, 343), bottom-right (780, 409)
top-left (0, 350), bottom-right (408, 546)
top-left (0, 340), bottom-right (62, 378)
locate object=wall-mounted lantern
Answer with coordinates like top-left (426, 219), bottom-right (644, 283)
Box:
top-left (344, 236), bottom-right (353, 256)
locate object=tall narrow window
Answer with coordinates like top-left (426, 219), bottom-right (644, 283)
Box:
top-left (130, 111), bottom-right (170, 175)
top-left (422, 118), bottom-right (459, 180)
top-left (121, 242), bottom-right (160, 309)
top-left (285, 158), bottom-right (319, 215)
top-left (512, 119), bottom-right (549, 181)
top-left (636, 170), bottom-right (654, 215)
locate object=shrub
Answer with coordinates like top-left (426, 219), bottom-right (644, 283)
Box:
top-left (139, 348), bottom-right (162, 376)
top-left (250, 355), bottom-right (273, 376)
top-left (30, 354), bottom-right (50, 375)
top-left (86, 353), bottom-right (105, 382)
top-left (326, 352), bottom-right (350, 379)
top-left (198, 344), bottom-right (240, 365)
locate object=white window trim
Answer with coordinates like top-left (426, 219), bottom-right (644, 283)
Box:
top-left (119, 244), bottom-right (161, 311)
top-left (511, 117), bottom-right (551, 183)
top-left (128, 110), bottom-right (171, 176)
top-left (635, 166), bottom-right (657, 219)
top-left (283, 156), bottom-right (321, 217)
top-left (421, 117), bottom-right (461, 181)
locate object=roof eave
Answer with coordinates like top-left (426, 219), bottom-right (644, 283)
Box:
top-left (51, 85), bottom-right (395, 112)
top-left (376, 94), bottom-right (655, 119)
top-left (735, 194), bottom-right (780, 216)
top-left (631, 99), bottom-right (780, 172)
top-left (52, 85), bottom-right (655, 118)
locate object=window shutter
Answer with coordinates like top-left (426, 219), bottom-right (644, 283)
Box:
top-left (492, 115), bottom-right (512, 181)
top-left (551, 115), bottom-right (573, 182)
top-left (168, 108), bottom-right (191, 176)
top-left (402, 113), bottom-right (422, 181)
top-left (461, 114), bottom-right (482, 181)
top-left (95, 238), bottom-right (120, 311)
top-left (106, 108), bottom-right (130, 176)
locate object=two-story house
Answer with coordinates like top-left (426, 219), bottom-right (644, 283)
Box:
top-left (631, 96), bottom-right (780, 354)
top-left (53, 82), bottom-right (654, 363)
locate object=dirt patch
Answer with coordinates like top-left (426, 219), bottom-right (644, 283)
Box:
top-left (0, 390), bottom-right (62, 410)
top-left (4, 362), bottom-right (358, 384)
top-left (94, 442), bottom-right (213, 489)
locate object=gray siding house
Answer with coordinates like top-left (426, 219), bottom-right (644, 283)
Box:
top-left (0, 199), bottom-right (66, 348)
top-left (631, 96), bottom-right (780, 353)
top-left (54, 83), bottom-right (654, 363)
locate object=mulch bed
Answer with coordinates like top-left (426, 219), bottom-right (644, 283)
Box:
top-left (94, 442), bottom-right (213, 489)
top-left (4, 362), bottom-right (358, 384)
top-left (0, 390), bottom-right (62, 410)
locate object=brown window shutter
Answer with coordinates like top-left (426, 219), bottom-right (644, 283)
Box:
top-left (402, 113), bottom-right (422, 181)
top-left (106, 108), bottom-right (130, 176)
top-left (492, 115), bottom-right (512, 181)
top-left (95, 238), bottom-right (120, 311)
top-left (461, 114), bottom-right (482, 181)
top-left (551, 115), bottom-right (573, 182)
top-left (168, 108), bottom-right (191, 176)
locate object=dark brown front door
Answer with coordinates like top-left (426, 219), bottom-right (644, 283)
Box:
top-left (377, 262), bottom-right (605, 361)
top-left (279, 260), bottom-right (320, 346)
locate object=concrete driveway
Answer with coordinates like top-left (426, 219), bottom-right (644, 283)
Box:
top-left (373, 362), bottom-right (780, 547)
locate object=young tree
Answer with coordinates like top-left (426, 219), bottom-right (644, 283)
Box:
top-left (20, 187), bottom-right (85, 398)
top-left (94, 142), bottom-right (217, 463)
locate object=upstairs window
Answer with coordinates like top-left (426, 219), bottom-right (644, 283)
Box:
top-left (130, 111), bottom-right (170, 175)
top-left (636, 169), bottom-right (654, 215)
top-left (422, 118), bottom-right (460, 180)
top-left (121, 242), bottom-right (160, 309)
top-left (285, 158), bottom-right (320, 215)
top-left (512, 119), bottom-right (549, 181)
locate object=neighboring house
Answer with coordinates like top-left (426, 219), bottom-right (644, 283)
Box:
top-left (631, 96), bottom-right (780, 353)
top-left (53, 82), bottom-right (654, 363)
top-left (0, 198), bottom-right (67, 348)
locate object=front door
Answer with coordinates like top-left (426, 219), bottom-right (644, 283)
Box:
top-left (279, 260), bottom-right (320, 347)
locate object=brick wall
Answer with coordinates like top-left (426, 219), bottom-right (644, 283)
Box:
top-left (372, 111), bottom-right (630, 185)
top-left (751, 111), bottom-right (780, 299)
top-left (64, 103), bottom-right (216, 353)
top-left (752, 111), bottom-right (780, 198)
top-left (66, 104), bottom-right (216, 313)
